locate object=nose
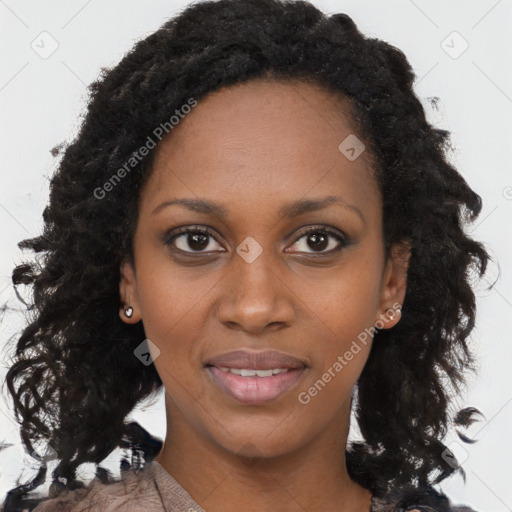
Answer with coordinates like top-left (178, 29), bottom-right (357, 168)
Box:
top-left (216, 245), bottom-right (295, 334)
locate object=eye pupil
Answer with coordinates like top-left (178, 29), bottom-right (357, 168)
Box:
top-left (308, 233), bottom-right (328, 251)
top-left (189, 232), bottom-right (209, 250)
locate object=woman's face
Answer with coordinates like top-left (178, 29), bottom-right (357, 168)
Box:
top-left (120, 79), bottom-right (408, 459)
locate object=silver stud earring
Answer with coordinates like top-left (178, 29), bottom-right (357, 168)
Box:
top-left (124, 306), bottom-right (133, 318)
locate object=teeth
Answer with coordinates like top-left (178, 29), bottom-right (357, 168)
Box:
top-left (217, 367), bottom-right (289, 377)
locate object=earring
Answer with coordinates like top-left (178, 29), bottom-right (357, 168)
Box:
top-left (124, 306), bottom-right (133, 318)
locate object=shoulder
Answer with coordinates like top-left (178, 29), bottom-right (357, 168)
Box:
top-left (32, 465), bottom-right (163, 512)
top-left (370, 484), bottom-right (478, 512)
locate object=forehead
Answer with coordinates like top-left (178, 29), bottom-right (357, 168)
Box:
top-left (142, 79), bottom-right (379, 216)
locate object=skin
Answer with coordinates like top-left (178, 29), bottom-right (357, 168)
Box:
top-left (119, 78), bottom-right (409, 512)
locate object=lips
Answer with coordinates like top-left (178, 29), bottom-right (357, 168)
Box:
top-left (207, 366), bottom-right (306, 404)
top-left (205, 349), bottom-right (307, 371)
top-left (204, 349), bottom-right (308, 404)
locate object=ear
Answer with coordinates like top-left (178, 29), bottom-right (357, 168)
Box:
top-left (376, 242), bottom-right (410, 330)
top-left (119, 260), bottom-right (142, 323)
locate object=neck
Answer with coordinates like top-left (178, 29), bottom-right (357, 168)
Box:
top-left (155, 393), bottom-right (372, 512)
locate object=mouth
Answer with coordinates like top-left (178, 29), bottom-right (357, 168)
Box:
top-left (203, 349), bottom-right (309, 404)
top-left (205, 364), bottom-right (307, 404)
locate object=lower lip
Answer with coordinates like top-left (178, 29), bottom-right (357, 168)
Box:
top-left (206, 366), bottom-right (306, 404)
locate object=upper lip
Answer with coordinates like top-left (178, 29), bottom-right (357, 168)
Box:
top-left (205, 350), bottom-right (308, 370)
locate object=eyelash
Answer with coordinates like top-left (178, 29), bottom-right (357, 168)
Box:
top-left (163, 224), bottom-right (350, 256)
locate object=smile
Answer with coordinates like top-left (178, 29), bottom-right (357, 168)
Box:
top-left (217, 367), bottom-right (290, 377)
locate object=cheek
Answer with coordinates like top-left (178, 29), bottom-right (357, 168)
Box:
top-left (294, 259), bottom-right (383, 337)
top-left (135, 253), bottom-right (211, 337)
top-left (301, 319), bottom-right (372, 404)
top-left (292, 265), bottom-right (381, 405)
top-left (134, 267), bottom-right (212, 386)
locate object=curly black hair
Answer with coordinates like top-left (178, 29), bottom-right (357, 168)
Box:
top-left (2, 0), bottom-right (490, 509)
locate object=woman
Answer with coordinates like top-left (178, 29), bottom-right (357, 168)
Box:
top-left (2, 0), bottom-right (489, 510)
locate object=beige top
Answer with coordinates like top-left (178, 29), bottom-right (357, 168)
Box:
top-left (32, 461), bottom-right (206, 512)
top-left (29, 461), bottom-right (440, 511)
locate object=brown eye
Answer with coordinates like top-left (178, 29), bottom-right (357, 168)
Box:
top-left (164, 226), bottom-right (224, 253)
top-left (305, 232), bottom-right (329, 251)
top-left (286, 226), bottom-right (349, 254)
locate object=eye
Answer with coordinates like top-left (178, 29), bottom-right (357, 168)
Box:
top-left (164, 224), bottom-right (350, 256)
top-left (164, 225), bottom-right (225, 254)
top-left (285, 225), bottom-right (349, 254)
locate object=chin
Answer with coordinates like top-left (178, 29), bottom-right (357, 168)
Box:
top-left (211, 422), bottom-right (305, 461)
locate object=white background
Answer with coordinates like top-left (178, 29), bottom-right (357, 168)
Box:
top-left (0, 1), bottom-right (511, 510)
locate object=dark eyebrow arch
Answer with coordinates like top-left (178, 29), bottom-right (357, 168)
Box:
top-left (278, 196), bottom-right (364, 223)
top-left (152, 198), bottom-right (229, 218)
top-left (151, 195), bottom-right (364, 222)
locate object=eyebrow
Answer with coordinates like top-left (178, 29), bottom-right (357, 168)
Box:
top-left (151, 195), bottom-right (364, 222)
